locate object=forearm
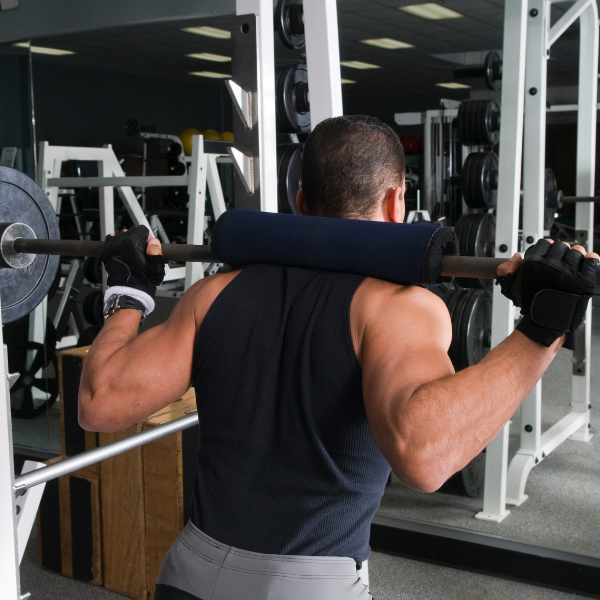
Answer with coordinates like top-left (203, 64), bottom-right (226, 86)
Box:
top-left (396, 331), bottom-right (563, 491)
top-left (78, 309), bottom-right (142, 429)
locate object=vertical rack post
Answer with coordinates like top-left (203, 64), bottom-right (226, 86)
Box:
top-left (476, 0), bottom-right (529, 523)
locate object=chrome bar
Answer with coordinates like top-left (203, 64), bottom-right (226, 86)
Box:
top-left (13, 412), bottom-right (198, 495)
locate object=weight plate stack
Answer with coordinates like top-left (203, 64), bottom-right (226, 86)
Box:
top-left (544, 168), bottom-right (558, 231)
top-left (0, 167), bottom-right (61, 324)
top-left (277, 143), bottom-right (303, 214)
top-left (456, 99), bottom-right (500, 147)
top-left (275, 0), bottom-right (305, 51)
top-left (276, 63), bottom-right (310, 134)
top-left (447, 288), bottom-right (492, 372)
top-left (453, 213), bottom-right (495, 289)
top-left (461, 151), bottom-right (498, 209)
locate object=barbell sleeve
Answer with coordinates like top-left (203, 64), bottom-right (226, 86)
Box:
top-left (11, 237), bottom-right (505, 281)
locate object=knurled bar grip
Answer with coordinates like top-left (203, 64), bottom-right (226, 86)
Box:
top-left (13, 238), bottom-right (505, 280)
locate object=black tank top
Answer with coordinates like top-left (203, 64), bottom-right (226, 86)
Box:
top-left (189, 264), bottom-right (391, 563)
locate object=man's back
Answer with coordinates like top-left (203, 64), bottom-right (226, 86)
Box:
top-left (189, 264), bottom-right (390, 563)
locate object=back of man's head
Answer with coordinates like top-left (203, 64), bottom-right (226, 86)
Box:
top-left (301, 115), bottom-right (405, 219)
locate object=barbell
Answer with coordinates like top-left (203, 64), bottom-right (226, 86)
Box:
top-left (0, 167), bottom-right (509, 325)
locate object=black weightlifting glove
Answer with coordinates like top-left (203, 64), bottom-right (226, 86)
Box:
top-left (100, 225), bottom-right (167, 299)
top-left (497, 239), bottom-right (598, 350)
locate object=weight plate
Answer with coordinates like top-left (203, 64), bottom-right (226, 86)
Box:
top-left (456, 99), bottom-right (500, 147)
top-left (484, 99), bottom-right (500, 146)
top-left (0, 167), bottom-right (60, 324)
top-left (83, 290), bottom-right (104, 326)
top-left (463, 289), bottom-right (493, 366)
top-left (78, 325), bottom-right (102, 348)
top-left (276, 63), bottom-right (310, 133)
top-left (84, 257), bottom-right (103, 285)
top-left (483, 51), bottom-right (502, 91)
top-left (456, 213), bottom-right (495, 289)
top-left (277, 143), bottom-right (303, 214)
top-left (544, 168), bottom-right (558, 231)
top-left (275, 0), bottom-right (305, 51)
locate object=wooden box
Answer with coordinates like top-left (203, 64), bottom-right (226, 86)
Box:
top-left (37, 463), bottom-right (102, 584)
top-left (100, 390), bottom-right (198, 600)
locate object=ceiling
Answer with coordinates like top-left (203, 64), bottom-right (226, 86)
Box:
top-left (0, 0), bottom-right (594, 99)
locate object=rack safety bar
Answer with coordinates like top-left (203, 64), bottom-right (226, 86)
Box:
top-left (13, 412), bottom-right (199, 496)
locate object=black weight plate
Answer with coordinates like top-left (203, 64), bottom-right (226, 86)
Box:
top-left (449, 289), bottom-right (472, 370)
top-left (544, 168), bottom-right (558, 230)
top-left (464, 289), bottom-right (493, 366)
top-left (0, 167), bottom-right (60, 324)
top-left (83, 290), bottom-right (104, 326)
top-left (457, 213), bottom-right (495, 289)
top-left (475, 101), bottom-right (487, 147)
top-left (481, 151), bottom-right (498, 208)
top-left (84, 257), bottom-right (103, 285)
top-left (484, 51), bottom-right (502, 91)
top-left (278, 143), bottom-right (303, 214)
top-left (484, 100), bottom-right (500, 146)
top-left (275, 0), bottom-right (305, 51)
top-left (454, 213), bottom-right (477, 257)
top-left (276, 63), bottom-right (310, 133)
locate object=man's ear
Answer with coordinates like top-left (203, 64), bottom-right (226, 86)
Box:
top-left (296, 188), bottom-right (309, 216)
top-left (387, 183), bottom-right (405, 223)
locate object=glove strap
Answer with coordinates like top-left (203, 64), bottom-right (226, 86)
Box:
top-left (104, 286), bottom-right (155, 315)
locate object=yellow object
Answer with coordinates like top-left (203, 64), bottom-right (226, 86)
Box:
top-left (179, 128), bottom-right (201, 156)
top-left (202, 129), bottom-right (223, 141)
top-left (221, 131), bottom-right (234, 142)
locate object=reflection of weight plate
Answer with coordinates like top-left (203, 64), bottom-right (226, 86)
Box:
top-left (454, 213), bottom-right (495, 289)
top-left (456, 99), bottom-right (500, 147)
top-left (447, 289), bottom-right (492, 371)
top-left (462, 151), bottom-right (498, 209)
top-left (278, 143), bottom-right (303, 214)
top-left (275, 0), bottom-right (305, 51)
top-left (83, 290), bottom-right (104, 326)
top-left (276, 63), bottom-right (310, 133)
top-left (0, 167), bottom-right (60, 324)
top-left (544, 168), bottom-right (558, 231)
top-left (439, 452), bottom-right (486, 497)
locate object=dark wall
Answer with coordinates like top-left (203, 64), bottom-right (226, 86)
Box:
top-left (30, 61), bottom-right (231, 153)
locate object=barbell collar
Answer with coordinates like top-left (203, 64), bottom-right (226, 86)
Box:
top-left (10, 233), bottom-right (506, 282)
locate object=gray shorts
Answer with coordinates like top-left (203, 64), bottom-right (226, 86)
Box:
top-left (155, 520), bottom-right (373, 600)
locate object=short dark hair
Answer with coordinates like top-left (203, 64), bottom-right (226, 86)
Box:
top-left (301, 115), bottom-right (405, 219)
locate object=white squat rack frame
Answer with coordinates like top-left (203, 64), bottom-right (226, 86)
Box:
top-left (478, 0), bottom-right (598, 522)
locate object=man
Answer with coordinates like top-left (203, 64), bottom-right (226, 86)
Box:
top-left (79, 116), bottom-right (598, 600)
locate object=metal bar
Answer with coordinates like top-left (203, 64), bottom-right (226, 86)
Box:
top-left (563, 196), bottom-right (600, 203)
top-left (13, 412), bottom-right (199, 495)
top-left (11, 238), bottom-right (506, 280)
top-left (548, 0), bottom-right (592, 47)
top-left (48, 175), bottom-right (188, 188)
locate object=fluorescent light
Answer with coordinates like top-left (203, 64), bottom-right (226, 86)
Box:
top-left (340, 60), bottom-right (381, 70)
top-left (13, 42), bottom-right (75, 56)
top-left (436, 82), bottom-right (471, 89)
top-left (398, 3), bottom-right (463, 20)
top-left (187, 52), bottom-right (231, 62)
top-left (182, 26), bottom-right (231, 39)
top-left (190, 71), bottom-right (231, 79)
top-left (360, 38), bottom-right (414, 50)
top-left (341, 78), bottom-right (357, 84)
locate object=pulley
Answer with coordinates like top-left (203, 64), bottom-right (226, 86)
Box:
top-left (0, 167), bottom-right (60, 324)
top-left (276, 63), bottom-right (310, 134)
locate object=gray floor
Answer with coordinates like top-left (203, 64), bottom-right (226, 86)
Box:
top-left (378, 297), bottom-right (600, 558)
top-left (20, 527), bottom-right (589, 600)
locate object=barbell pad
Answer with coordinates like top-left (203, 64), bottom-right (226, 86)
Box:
top-left (211, 210), bottom-right (459, 285)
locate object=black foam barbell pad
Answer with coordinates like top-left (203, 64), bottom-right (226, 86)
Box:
top-left (211, 210), bottom-right (459, 285)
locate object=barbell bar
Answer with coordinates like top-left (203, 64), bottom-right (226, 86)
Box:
top-left (1, 225), bottom-right (506, 281)
top-left (546, 189), bottom-right (600, 208)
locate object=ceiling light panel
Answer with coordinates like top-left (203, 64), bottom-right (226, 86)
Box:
top-left (360, 38), bottom-right (414, 50)
top-left (436, 82), bottom-right (470, 89)
top-left (182, 26), bottom-right (231, 39)
top-left (340, 60), bottom-right (381, 70)
top-left (190, 71), bottom-right (231, 79)
top-left (341, 78), bottom-right (357, 84)
top-left (187, 52), bottom-right (231, 62)
top-left (13, 42), bottom-right (75, 56)
top-left (398, 3), bottom-right (464, 20)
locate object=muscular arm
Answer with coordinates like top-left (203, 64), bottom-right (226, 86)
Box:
top-left (78, 272), bottom-right (236, 432)
top-left (356, 281), bottom-right (563, 493)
